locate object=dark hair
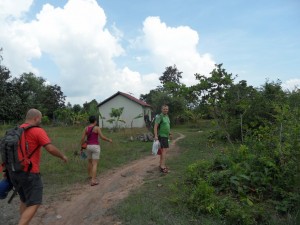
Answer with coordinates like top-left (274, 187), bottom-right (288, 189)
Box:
top-left (89, 115), bottom-right (97, 123)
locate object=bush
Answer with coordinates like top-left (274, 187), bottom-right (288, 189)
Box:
top-left (42, 116), bottom-right (50, 125)
top-left (181, 134), bottom-right (300, 224)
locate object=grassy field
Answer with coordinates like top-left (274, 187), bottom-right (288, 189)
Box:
top-left (112, 122), bottom-right (299, 225)
top-left (112, 121), bottom-right (224, 225)
top-left (0, 125), bottom-right (152, 196)
top-left (1, 123), bottom-right (298, 224)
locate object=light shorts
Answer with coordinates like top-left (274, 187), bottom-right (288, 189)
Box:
top-left (86, 145), bottom-right (101, 159)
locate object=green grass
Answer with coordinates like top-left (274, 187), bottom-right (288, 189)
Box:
top-left (1, 123), bottom-right (298, 224)
top-left (113, 121), bottom-right (300, 225)
top-left (113, 121), bottom-right (224, 225)
top-left (0, 125), bottom-right (152, 196)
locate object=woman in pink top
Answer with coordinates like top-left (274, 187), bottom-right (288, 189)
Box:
top-left (81, 115), bottom-right (112, 186)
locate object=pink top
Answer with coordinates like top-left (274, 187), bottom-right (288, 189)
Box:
top-left (86, 126), bottom-right (99, 145)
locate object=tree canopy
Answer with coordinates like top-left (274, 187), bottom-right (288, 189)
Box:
top-left (0, 50), bottom-right (65, 122)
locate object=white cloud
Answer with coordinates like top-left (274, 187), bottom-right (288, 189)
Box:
top-left (0, 1), bottom-right (215, 105)
top-left (282, 79), bottom-right (300, 91)
top-left (1, 0), bottom-right (128, 104)
top-left (136, 16), bottom-right (216, 86)
top-left (112, 67), bottom-right (159, 96)
top-left (0, 0), bottom-right (40, 76)
top-left (0, 0), bottom-right (33, 19)
top-left (29, 0), bottom-right (125, 99)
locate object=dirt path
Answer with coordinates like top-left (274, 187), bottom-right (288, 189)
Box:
top-left (29, 133), bottom-right (185, 225)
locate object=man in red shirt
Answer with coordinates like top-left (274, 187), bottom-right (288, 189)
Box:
top-left (8, 108), bottom-right (68, 225)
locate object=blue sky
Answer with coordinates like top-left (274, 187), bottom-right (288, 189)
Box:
top-left (0, 0), bottom-right (299, 105)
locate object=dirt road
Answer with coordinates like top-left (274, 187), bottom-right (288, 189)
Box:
top-left (27, 133), bottom-right (185, 225)
top-left (0, 134), bottom-right (184, 225)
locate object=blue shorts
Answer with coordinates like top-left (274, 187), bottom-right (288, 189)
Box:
top-left (9, 171), bottom-right (43, 206)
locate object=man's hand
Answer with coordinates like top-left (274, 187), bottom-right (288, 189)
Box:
top-left (61, 155), bottom-right (68, 163)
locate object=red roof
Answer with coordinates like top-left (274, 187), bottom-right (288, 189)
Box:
top-left (98, 91), bottom-right (151, 107)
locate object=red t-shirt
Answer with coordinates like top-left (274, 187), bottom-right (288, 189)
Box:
top-left (20, 123), bottom-right (51, 173)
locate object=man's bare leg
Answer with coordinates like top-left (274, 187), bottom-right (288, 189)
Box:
top-left (20, 201), bottom-right (26, 215)
top-left (18, 204), bottom-right (40, 225)
top-left (160, 148), bottom-right (168, 171)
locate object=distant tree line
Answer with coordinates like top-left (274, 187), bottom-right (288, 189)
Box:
top-left (0, 49), bottom-right (97, 125)
top-left (141, 64), bottom-right (300, 143)
top-left (0, 49), bottom-right (65, 122)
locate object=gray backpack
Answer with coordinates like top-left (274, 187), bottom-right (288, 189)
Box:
top-left (0, 125), bottom-right (38, 173)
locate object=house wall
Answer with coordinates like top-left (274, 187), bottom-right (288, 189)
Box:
top-left (98, 95), bottom-right (152, 128)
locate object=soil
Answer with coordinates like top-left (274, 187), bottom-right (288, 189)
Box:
top-left (0, 133), bottom-right (185, 225)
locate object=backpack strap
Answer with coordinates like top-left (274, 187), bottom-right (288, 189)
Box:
top-left (7, 125), bottom-right (40, 204)
top-left (158, 114), bottom-right (163, 127)
top-left (86, 126), bottom-right (96, 140)
top-left (20, 125), bottom-right (40, 173)
top-left (8, 184), bottom-right (18, 203)
top-left (19, 125), bottom-right (40, 163)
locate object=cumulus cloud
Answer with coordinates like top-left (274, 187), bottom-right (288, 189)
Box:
top-left (282, 79), bottom-right (300, 92)
top-left (0, 1), bottom-right (215, 105)
top-left (0, 0), bottom-right (145, 104)
top-left (136, 16), bottom-right (216, 86)
top-left (0, 0), bottom-right (40, 75)
top-left (0, 0), bottom-right (33, 19)
top-left (112, 67), bottom-right (159, 96)
top-left (30, 0), bottom-right (125, 100)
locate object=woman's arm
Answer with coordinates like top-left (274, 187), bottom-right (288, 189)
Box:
top-left (97, 127), bottom-right (112, 143)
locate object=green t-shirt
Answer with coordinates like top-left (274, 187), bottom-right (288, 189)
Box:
top-left (155, 114), bottom-right (170, 137)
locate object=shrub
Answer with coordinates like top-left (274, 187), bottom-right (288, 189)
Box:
top-left (42, 116), bottom-right (50, 125)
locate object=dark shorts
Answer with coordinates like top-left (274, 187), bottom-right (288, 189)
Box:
top-left (9, 171), bottom-right (43, 206)
top-left (158, 136), bottom-right (169, 149)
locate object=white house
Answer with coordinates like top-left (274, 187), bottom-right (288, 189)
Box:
top-left (97, 91), bottom-right (152, 128)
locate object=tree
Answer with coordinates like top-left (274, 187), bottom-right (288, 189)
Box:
top-left (12, 73), bottom-right (65, 119)
top-left (193, 64), bottom-right (236, 143)
top-left (141, 65), bottom-right (189, 124)
top-left (53, 108), bottom-right (73, 125)
top-left (184, 109), bottom-right (203, 126)
top-left (87, 99), bottom-right (99, 116)
top-left (40, 84), bottom-right (66, 119)
top-left (0, 49), bottom-right (24, 122)
top-left (287, 88), bottom-right (300, 110)
top-left (0, 49), bottom-right (66, 123)
top-left (140, 89), bottom-right (161, 107)
top-left (159, 64), bottom-right (182, 85)
top-left (107, 107), bottom-right (126, 130)
top-left (72, 104), bottom-right (82, 114)
top-left (159, 65), bottom-right (183, 97)
top-left (83, 99), bottom-right (99, 116)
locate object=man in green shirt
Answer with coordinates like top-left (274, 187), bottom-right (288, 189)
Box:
top-left (154, 104), bottom-right (172, 173)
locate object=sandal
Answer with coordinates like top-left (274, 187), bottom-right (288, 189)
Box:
top-left (91, 181), bottom-right (99, 186)
top-left (159, 167), bottom-right (168, 173)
